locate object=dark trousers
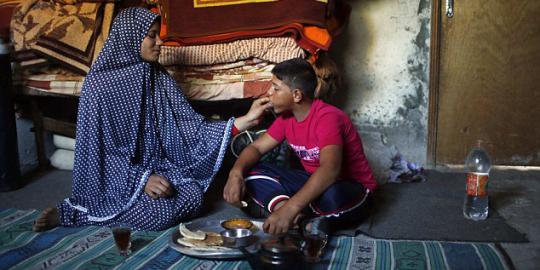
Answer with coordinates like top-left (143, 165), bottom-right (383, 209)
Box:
top-left (243, 162), bottom-right (373, 231)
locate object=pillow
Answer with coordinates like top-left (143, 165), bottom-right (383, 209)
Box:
top-left (50, 149), bottom-right (75, 171)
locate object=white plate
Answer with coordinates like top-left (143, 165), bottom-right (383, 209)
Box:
top-left (169, 219), bottom-right (266, 259)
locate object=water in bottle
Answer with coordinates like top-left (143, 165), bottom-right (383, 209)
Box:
top-left (463, 141), bottom-right (491, 221)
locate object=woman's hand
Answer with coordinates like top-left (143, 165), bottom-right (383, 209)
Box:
top-left (234, 97), bottom-right (272, 132)
top-left (145, 175), bottom-right (174, 199)
top-left (223, 170), bottom-right (246, 207)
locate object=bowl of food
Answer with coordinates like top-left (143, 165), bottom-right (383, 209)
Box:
top-left (221, 218), bottom-right (254, 230)
top-left (220, 228), bottom-right (255, 248)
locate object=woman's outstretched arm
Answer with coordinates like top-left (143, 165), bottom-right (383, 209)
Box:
top-left (233, 97), bottom-right (272, 132)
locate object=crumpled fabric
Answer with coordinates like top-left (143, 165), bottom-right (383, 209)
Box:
top-left (386, 153), bottom-right (426, 183)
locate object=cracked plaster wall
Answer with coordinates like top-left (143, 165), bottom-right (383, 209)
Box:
top-left (331, 0), bottom-right (431, 181)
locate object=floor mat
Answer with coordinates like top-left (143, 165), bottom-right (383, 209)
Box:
top-left (0, 208), bottom-right (513, 270)
top-left (354, 170), bottom-right (528, 242)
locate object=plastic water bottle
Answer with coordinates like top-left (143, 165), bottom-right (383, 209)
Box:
top-left (463, 141), bottom-right (491, 221)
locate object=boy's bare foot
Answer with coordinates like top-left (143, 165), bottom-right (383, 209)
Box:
top-left (33, 207), bottom-right (60, 232)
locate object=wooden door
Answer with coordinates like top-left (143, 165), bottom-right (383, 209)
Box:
top-left (428, 0), bottom-right (540, 166)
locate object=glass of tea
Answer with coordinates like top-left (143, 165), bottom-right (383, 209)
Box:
top-left (112, 224), bottom-right (132, 257)
top-left (301, 222), bottom-right (328, 263)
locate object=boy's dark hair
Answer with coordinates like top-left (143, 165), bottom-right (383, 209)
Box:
top-left (271, 58), bottom-right (317, 99)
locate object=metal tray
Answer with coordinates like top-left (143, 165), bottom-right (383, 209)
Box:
top-left (169, 219), bottom-right (267, 259)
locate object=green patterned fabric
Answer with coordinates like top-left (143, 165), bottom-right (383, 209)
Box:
top-left (0, 209), bottom-right (512, 269)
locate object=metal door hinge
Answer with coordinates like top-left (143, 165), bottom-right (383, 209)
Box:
top-left (446, 0), bottom-right (454, 18)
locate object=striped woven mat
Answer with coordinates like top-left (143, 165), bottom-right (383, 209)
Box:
top-left (0, 209), bottom-right (513, 269)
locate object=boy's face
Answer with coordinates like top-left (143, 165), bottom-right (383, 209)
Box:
top-left (268, 75), bottom-right (295, 114)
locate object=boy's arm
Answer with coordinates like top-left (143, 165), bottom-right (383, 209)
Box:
top-left (263, 144), bottom-right (343, 235)
top-left (224, 133), bottom-right (280, 207)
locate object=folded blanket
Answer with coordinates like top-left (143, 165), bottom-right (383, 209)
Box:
top-left (54, 0), bottom-right (119, 3)
top-left (180, 80), bottom-right (271, 101)
top-left (25, 81), bottom-right (83, 95)
top-left (21, 68), bottom-right (84, 95)
top-left (162, 22), bottom-right (329, 54)
top-left (0, 0), bottom-right (20, 5)
top-left (159, 0), bottom-right (352, 53)
top-left (20, 78), bottom-right (271, 101)
top-left (10, 0), bottom-right (114, 73)
top-left (165, 58), bottom-right (274, 101)
top-left (169, 64), bottom-right (274, 85)
top-left (23, 73), bottom-right (84, 82)
top-left (176, 58), bottom-right (272, 72)
top-left (161, 0), bottom-right (328, 38)
top-left (14, 64), bottom-right (82, 79)
top-left (159, 37), bottom-right (304, 66)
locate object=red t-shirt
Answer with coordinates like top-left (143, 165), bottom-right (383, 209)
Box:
top-left (267, 99), bottom-right (377, 190)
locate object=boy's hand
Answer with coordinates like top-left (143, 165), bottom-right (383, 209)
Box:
top-left (223, 171), bottom-right (246, 207)
top-left (144, 175), bottom-right (174, 199)
top-left (263, 203), bottom-right (300, 235)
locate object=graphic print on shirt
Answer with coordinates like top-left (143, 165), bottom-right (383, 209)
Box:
top-left (290, 143), bottom-right (320, 162)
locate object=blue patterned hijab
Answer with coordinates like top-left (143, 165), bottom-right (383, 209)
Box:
top-left (66, 8), bottom-right (233, 221)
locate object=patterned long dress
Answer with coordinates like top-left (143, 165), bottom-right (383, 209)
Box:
top-left (56, 8), bottom-right (233, 231)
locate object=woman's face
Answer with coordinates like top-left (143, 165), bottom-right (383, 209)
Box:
top-left (140, 21), bottom-right (162, 62)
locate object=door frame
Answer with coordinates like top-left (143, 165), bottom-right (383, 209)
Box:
top-left (427, 0), bottom-right (442, 166)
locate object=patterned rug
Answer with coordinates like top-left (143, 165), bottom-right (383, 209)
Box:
top-left (0, 209), bottom-right (513, 270)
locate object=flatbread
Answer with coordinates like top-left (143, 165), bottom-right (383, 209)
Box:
top-left (176, 232), bottom-right (228, 250)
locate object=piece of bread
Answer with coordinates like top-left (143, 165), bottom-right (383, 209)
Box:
top-left (176, 232), bottom-right (226, 250)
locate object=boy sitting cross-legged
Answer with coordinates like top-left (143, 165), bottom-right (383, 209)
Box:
top-left (223, 58), bottom-right (377, 235)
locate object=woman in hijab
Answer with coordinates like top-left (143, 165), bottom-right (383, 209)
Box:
top-left (33, 7), bottom-right (271, 231)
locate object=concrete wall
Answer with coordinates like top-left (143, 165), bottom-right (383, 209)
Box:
top-left (331, 0), bottom-right (431, 181)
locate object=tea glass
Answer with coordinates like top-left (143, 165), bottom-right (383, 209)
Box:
top-left (112, 224), bottom-right (132, 257)
top-left (301, 223), bottom-right (328, 263)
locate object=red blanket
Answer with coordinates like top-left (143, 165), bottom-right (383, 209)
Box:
top-left (162, 0), bottom-right (328, 38)
top-left (0, 3), bottom-right (15, 39)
